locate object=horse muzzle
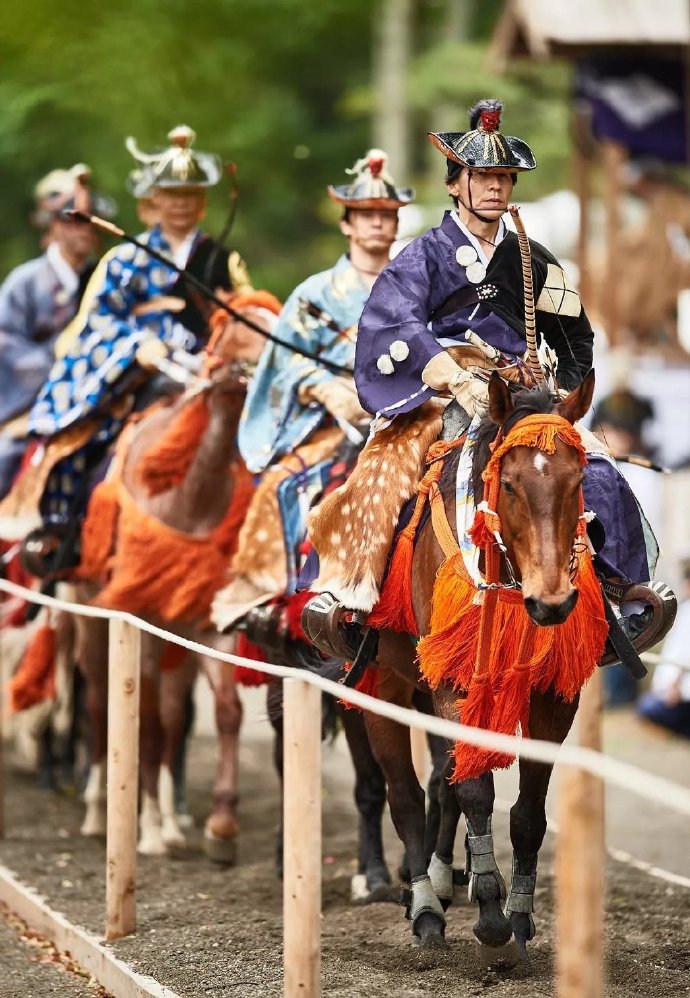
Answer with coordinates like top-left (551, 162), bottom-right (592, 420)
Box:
top-left (523, 588), bottom-right (579, 627)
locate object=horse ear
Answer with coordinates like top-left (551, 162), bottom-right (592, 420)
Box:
top-left (488, 371), bottom-right (513, 424)
top-left (558, 369), bottom-right (596, 424)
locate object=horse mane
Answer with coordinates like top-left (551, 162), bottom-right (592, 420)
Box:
top-left (470, 385), bottom-right (557, 503)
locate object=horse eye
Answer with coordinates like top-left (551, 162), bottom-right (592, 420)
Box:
top-left (502, 480), bottom-right (515, 495)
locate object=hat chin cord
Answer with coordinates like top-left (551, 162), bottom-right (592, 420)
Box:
top-left (458, 169), bottom-right (501, 225)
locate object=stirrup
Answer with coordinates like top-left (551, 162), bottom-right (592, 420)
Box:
top-left (600, 580), bottom-right (677, 667)
top-left (242, 601), bottom-right (288, 655)
top-left (302, 592), bottom-right (362, 659)
top-left (19, 526), bottom-right (80, 579)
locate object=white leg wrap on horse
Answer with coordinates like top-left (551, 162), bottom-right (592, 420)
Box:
top-left (158, 766), bottom-right (186, 848)
top-left (408, 875), bottom-right (446, 925)
top-left (81, 763), bottom-right (107, 836)
top-left (504, 857), bottom-right (537, 937)
top-left (428, 852), bottom-right (454, 904)
top-left (138, 792), bottom-right (166, 855)
top-left (466, 817), bottom-right (506, 902)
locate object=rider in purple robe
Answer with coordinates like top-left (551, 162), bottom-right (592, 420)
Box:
top-left (304, 99), bottom-right (675, 662)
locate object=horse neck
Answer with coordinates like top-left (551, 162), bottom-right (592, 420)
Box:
top-left (148, 386), bottom-right (244, 536)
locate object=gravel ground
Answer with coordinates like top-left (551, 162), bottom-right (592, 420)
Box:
top-left (0, 700), bottom-right (689, 998)
top-left (0, 902), bottom-right (110, 997)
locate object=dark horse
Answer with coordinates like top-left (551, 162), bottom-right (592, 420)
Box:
top-left (364, 370), bottom-right (597, 960)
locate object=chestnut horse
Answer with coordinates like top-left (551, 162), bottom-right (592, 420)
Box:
top-left (75, 296), bottom-right (271, 861)
top-left (364, 371), bottom-right (598, 961)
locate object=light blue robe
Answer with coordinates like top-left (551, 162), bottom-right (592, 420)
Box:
top-left (239, 254), bottom-right (369, 473)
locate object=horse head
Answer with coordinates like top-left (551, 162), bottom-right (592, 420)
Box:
top-left (204, 290), bottom-right (282, 393)
top-left (484, 369), bottom-right (595, 627)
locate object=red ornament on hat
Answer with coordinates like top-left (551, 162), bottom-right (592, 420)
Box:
top-left (479, 109), bottom-right (501, 133)
top-left (368, 153), bottom-right (385, 177)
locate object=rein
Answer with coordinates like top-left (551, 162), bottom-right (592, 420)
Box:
top-left (370, 409), bottom-right (609, 782)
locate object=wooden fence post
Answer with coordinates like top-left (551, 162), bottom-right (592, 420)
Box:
top-left (283, 678), bottom-right (321, 998)
top-left (556, 669), bottom-right (605, 998)
top-left (105, 618), bottom-right (141, 940)
top-left (0, 622), bottom-right (5, 839)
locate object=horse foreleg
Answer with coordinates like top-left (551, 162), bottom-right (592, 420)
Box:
top-left (138, 633), bottom-right (166, 855)
top-left (266, 679), bottom-right (284, 877)
top-left (159, 655), bottom-right (197, 850)
top-left (199, 649), bottom-right (242, 865)
top-left (365, 649), bottom-right (446, 947)
top-left (340, 705), bottom-right (393, 904)
top-left (507, 689), bottom-right (579, 958)
top-left (76, 616), bottom-right (109, 837)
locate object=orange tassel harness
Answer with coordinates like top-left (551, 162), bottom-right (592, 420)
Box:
top-left (371, 414), bottom-right (609, 783)
top-left (137, 394), bottom-right (211, 498)
top-left (9, 623), bottom-right (57, 712)
top-left (94, 467), bottom-right (254, 623)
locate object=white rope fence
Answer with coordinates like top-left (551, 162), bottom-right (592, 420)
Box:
top-left (1, 575), bottom-right (688, 998)
top-left (1, 577), bottom-right (689, 814)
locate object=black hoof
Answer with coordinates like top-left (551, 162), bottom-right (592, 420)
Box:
top-left (476, 936), bottom-right (520, 970)
top-left (351, 871), bottom-right (396, 904)
top-left (509, 912), bottom-right (534, 960)
top-left (413, 912), bottom-right (448, 949)
top-left (473, 901), bottom-right (513, 949)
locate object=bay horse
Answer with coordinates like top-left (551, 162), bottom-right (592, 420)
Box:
top-left (75, 294), bottom-right (272, 861)
top-left (364, 370), bottom-right (600, 960)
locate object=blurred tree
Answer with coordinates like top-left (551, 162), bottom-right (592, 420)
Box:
top-left (0, 0), bottom-right (571, 297)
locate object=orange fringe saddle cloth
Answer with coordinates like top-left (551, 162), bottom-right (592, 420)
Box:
top-left (367, 414), bottom-right (609, 782)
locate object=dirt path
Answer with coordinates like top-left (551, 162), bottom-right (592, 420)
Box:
top-left (0, 902), bottom-right (110, 997)
top-left (0, 694), bottom-right (689, 997)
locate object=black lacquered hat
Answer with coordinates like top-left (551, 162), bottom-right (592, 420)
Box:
top-left (429, 99), bottom-right (536, 176)
top-left (328, 149), bottom-right (415, 209)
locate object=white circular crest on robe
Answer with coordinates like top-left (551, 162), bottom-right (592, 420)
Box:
top-left (376, 354), bottom-right (395, 375)
top-left (465, 261), bottom-right (486, 284)
top-left (389, 339), bottom-right (409, 362)
top-left (456, 245), bottom-right (478, 267)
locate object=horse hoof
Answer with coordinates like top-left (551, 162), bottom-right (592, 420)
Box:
top-left (137, 835), bottom-right (168, 857)
top-left (176, 811), bottom-right (195, 830)
top-left (80, 815), bottom-right (106, 838)
top-left (412, 912), bottom-right (448, 949)
top-left (204, 831), bottom-right (237, 866)
top-left (476, 936), bottom-right (520, 971)
top-left (350, 873), bottom-right (396, 905)
top-left (162, 828), bottom-right (187, 851)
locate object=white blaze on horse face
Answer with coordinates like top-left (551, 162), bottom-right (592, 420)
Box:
top-left (533, 452), bottom-right (548, 475)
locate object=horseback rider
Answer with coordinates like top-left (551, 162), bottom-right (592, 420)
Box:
top-left (0, 165), bottom-right (113, 497)
top-left (2, 126), bottom-right (253, 568)
top-left (210, 150), bottom-right (414, 632)
top-left (303, 99), bottom-right (675, 662)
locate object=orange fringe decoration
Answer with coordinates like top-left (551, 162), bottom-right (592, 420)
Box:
top-left (234, 634), bottom-right (270, 687)
top-left (96, 467), bottom-right (254, 623)
top-left (208, 289), bottom-right (283, 341)
top-left (340, 663), bottom-right (380, 710)
top-left (9, 624), bottom-right (56, 712)
top-left (368, 437), bottom-right (466, 633)
top-left (373, 412), bottom-right (608, 783)
top-left (137, 394), bottom-right (211, 497)
top-left (74, 479), bottom-right (120, 582)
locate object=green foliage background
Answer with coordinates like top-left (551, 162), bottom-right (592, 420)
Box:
top-left (0, 0), bottom-right (572, 298)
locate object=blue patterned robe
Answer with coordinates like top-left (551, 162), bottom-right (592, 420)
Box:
top-left (239, 254), bottom-right (369, 473)
top-left (29, 226), bottom-right (205, 436)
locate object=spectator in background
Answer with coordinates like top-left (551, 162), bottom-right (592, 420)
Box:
top-left (0, 165), bottom-right (114, 496)
top-left (593, 388), bottom-right (661, 707)
top-left (638, 562), bottom-right (690, 738)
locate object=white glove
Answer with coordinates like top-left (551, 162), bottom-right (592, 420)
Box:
top-left (135, 337), bottom-right (169, 371)
top-left (448, 369), bottom-right (489, 416)
top-left (303, 377), bottom-right (370, 424)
